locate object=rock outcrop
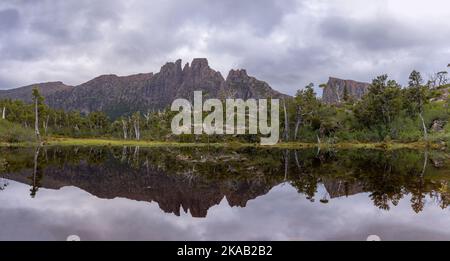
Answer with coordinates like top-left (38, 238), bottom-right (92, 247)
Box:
top-left (431, 119), bottom-right (446, 132)
top-left (224, 69), bottom-right (283, 100)
top-left (0, 58), bottom-right (288, 118)
top-left (322, 77), bottom-right (370, 104)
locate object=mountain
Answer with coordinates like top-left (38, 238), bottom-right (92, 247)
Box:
top-left (0, 58), bottom-right (288, 118)
top-left (4, 161), bottom-right (278, 218)
top-left (0, 81), bottom-right (73, 103)
top-left (322, 77), bottom-right (370, 104)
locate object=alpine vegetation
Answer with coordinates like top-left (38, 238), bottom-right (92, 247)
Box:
top-left (171, 91), bottom-right (279, 145)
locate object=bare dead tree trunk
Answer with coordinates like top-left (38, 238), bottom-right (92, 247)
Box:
top-left (43, 115), bottom-right (50, 135)
top-left (284, 150), bottom-right (289, 182)
top-left (35, 99), bottom-right (41, 141)
top-left (294, 121), bottom-right (300, 140)
top-left (133, 146), bottom-right (140, 163)
top-left (419, 112), bottom-right (428, 141)
top-left (294, 150), bottom-right (301, 172)
top-left (121, 146), bottom-right (128, 162)
top-left (283, 100), bottom-right (289, 141)
top-left (1, 107), bottom-right (5, 120)
top-left (31, 146), bottom-right (41, 198)
top-left (121, 119), bottom-right (128, 140)
top-left (294, 106), bottom-right (301, 140)
top-left (134, 117), bottom-right (140, 140)
top-left (421, 150), bottom-right (428, 178)
top-left (144, 112), bottom-right (151, 125)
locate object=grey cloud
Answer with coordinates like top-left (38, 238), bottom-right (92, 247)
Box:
top-left (320, 15), bottom-right (437, 51)
top-left (26, 0), bottom-right (122, 44)
top-left (0, 78), bottom-right (15, 89)
top-left (0, 8), bottom-right (20, 31)
top-left (176, 0), bottom-right (298, 34)
top-left (0, 0), bottom-right (449, 95)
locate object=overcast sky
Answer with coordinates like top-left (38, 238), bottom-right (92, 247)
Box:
top-left (0, 0), bottom-right (449, 95)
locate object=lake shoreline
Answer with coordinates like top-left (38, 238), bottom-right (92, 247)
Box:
top-left (0, 137), bottom-right (447, 151)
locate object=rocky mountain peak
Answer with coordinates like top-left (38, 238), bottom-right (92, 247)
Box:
top-left (0, 58), bottom-right (289, 118)
top-left (226, 69), bottom-right (249, 83)
top-left (182, 58), bottom-right (214, 74)
top-left (224, 69), bottom-right (288, 100)
top-left (191, 58), bottom-right (209, 69)
top-left (160, 59), bottom-right (183, 77)
top-left (322, 77), bottom-right (370, 104)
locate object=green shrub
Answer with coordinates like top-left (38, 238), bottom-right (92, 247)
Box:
top-left (392, 117), bottom-right (422, 142)
top-left (0, 120), bottom-right (35, 143)
top-left (335, 129), bottom-right (381, 142)
top-left (424, 102), bottom-right (449, 126)
top-left (295, 126), bottom-right (318, 142)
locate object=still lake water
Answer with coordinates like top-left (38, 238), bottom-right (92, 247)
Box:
top-left (1, 146), bottom-right (450, 241)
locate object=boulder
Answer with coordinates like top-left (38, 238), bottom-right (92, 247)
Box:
top-left (431, 119), bottom-right (446, 132)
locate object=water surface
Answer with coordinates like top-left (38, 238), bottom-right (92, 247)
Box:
top-left (1, 146), bottom-right (449, 240)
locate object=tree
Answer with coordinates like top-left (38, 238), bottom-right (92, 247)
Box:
top-left (408, 70), bottom-right (423, 87)
top-left (132, 112), bottom-right (141, 140)
top-left (32, 87), bottom-right (43, 141)
top-left (120, 116), bottom-right (129, 139)
top-left (293, 83), bottom-right (320, 140)
top-left (67, 111), bottom-right (83, 133)
top-left (87, 112), bottom-right (109, 131)
top-left (354, 75), bottom-right (403, 139)
top-left (405, 70), bottom-right (428, 141)
top-left (436, 71), bottom-right (448, 86)
top-left (29, 146), bottom-right (42, 198)
top-left (283, 100), bottom-right (289, 141)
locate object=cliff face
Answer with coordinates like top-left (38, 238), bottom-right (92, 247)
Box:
top-left (322, 77), bottom-right (370, 104)
top-left (0, 58), bottom-right (288, 118)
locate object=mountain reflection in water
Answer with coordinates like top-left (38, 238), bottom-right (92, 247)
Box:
top-left (1, 146), bottom-right (450, 240)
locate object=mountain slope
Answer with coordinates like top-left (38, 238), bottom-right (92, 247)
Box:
top-left (0, 81), bottom-right (73, 103)
top-left (0, 58), bottom-right (289, 118)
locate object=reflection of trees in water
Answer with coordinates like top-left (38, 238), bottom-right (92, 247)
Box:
top-left (0, 157), bottom-right (8, 191)
top-left (1, 146), bottom-right (450, 213)
top-left (28, 146), bottom-right (42, 198)
top-left (0, 178), bottom-right (8, 191)
top-left (288, 149), bottom-right (450, 211)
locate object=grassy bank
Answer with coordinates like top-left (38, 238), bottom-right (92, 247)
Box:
top-left (0, 117), bottom-right (447, 150)
top-left (33, 137), bottom-right (444, 150)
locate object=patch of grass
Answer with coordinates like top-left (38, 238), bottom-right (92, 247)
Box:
top-left (43, 137), bottom-right (445, 151)
top-left (45, 137), bottom-right (245, 148)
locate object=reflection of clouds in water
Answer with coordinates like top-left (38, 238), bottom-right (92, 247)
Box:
top-left (0, 180), bottom-right (450, 241)
top-left (0, 178), bottom-right (8, 190)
